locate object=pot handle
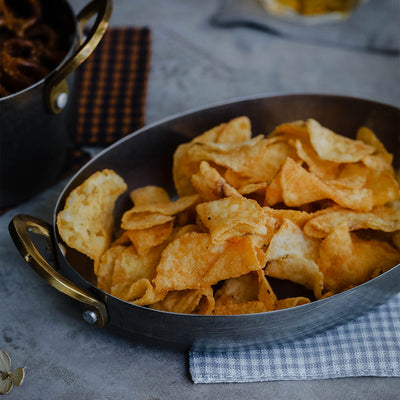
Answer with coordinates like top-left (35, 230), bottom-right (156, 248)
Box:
top-left (9, 214), bottom-right (108, 328)
top-left (44, 0), bottom-right (113, 114)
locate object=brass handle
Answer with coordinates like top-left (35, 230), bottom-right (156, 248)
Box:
top-left (44, 0), bottom-right (113, 114)
top-left (9, 214), bottom-right (108, 328)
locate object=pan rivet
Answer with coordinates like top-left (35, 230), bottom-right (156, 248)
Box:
top-left (56, 92), bottom-right (68, 110)
top-left (82, 310), bottom-right (98, 325)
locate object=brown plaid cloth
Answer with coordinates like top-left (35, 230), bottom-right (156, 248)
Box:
top-left (75, 27), bottom-right (151, 147)
top-left (65, 26), bottom-right (151, 172)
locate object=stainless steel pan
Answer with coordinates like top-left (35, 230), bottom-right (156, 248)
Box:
top-left (9, 94), bottom-right (400, 351)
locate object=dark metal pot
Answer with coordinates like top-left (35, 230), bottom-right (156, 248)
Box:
top-left (0, 0), bottom-right (112, 209)
top-left (9, 94), bottom-right (400, 351)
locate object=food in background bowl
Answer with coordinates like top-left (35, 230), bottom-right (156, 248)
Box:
top-left (0, 0), bottom-right (67, 97)
top-left (259, 0), bottom-right (362, 21)
top-left (56, 116), bottom-right (400, 315)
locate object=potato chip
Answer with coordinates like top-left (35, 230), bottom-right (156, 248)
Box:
top-left (188, 137), bottom-right (294, 184)
top-left (96, 245), bottom-right (126, 292)
top-left (294, 139), bottom-right (339, 180)
top-left (303, 206), bottom-right (400, 238)
top-left (319, 222), bottom-right (400, 292)
top-left (173, 117), bottom-right (252, 196)
top-left (266, 256), bottom-right (323, 299)
top-left (126, 278), bottom-right (167, 306)
top-left (334, 163), bottom-right (368, 189)
top-left (130, 186), bottom-right (170, 206)
top-left (121, 194), bottom-right (199, 230)
top-left (150, 287), bottom-right (214, 314)
top-left (356, 126), bottom-right (393, 165)
top-left (111, 230), bottom-right (132, 247)
top-left (196, 197), bottom-right (268, 242)
top-left (213, 297), bottom-right (267, 315)
top-left (203, 236), bottom-right (264, 285)
top-left (269, 120), bottom-right (309, 142)
top-left (123, 193), bottom-right (200, 216)
top-left (57, 169), bottom-right (127, 264)
top-left (337, 162), bottom-right (399, 207)
top-left (215, 270), bottom-right (276, 311)
top-left (307, 119), bottom-right (374, 162)
top-left (111, 244), bottom-right (164, 300)
top-left (215, 116), bottom-right (252, 144)
top-left (263, 206), bottom-right (312, 229)
top-left (275, 297), bottom-right (311, 310)
top-left (191, 161), bottom-right (241, 201)
top-left (173, 142), bottom-right (199, 197)
top-left (266, 219), bottom-right (319, 261)
top-left (195, 116), bottom-right (252, 145)
top-left (126, 221), bottom-right (174, 256)
top-left (153, 232), bottom-right (262, 292)
top-left (265, 158), bottom-right (373, 211)
top-left (265, 219), bottom-right (323, 297)
top-left (121, 212), bottom-right (174, 231)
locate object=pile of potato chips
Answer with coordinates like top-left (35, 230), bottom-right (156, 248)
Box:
top-left (57, 117), bottom-right (400, 315)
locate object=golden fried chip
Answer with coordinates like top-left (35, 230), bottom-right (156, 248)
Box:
top-left (364, 167), bottom-right (400, 207)
top-left (153, 233), bottom-right (262, 291)
top-left (150, 287), bottom-right (214, 314)
top-left (123, 194), bottom-right (200, 216)
top-left (173, 117), bottom-right (252, 196)
top-left (173, 142), bottom-right (199, 197)
top-left (111, 230), bottom-right (131, 247)
top-left (96, 245), bottom-right (125, 292)
top-left (269, 120), bottom-right (309, 142)
top-left (121, 212), bottom-right (174, 230)
top-left (188, 137), bottom-right (294, 184)
top-left (215, 270), bottom-right (276, 311)
top-left (126, 278), bottom-right (167, 306)
top-left (196, 197), bottom-right (268, 242)
top-left (266, 219), bottom-right (319, 261)
top-left (195, 116), bottom-right (252, 145)
top-left (265, 158), bottom-right (373, 211)
top-left (121, 194), bottom-right (199, 230)
top-left (126, 221), bottom-right (174, 255)
top-left (130, 186), bottom-right (170, 206)
top-left (275, 297), bottom-right (311, 310)
top-left (357, 126), bottom-right (393, 165)
top-left (213, 296), bottom-right (267, 315)
top-left (263, 206), bottom-right (312, 229)
top-left (57, 169), bottom-right (127, 264)
top-left (307, 119), bottom-right (374, 162)
top-left (294, 139), bottom-right (339, 180)
top-left (335, 162), bottom-right (399, 206)
top-left (303, 206), bottom-right (400, 238)
top-left (266, 256), bottom-right (323, 299)
top-left (216, 116), bottom-right (252, 144)
top-left (191, 161), bottom-right (241, 201)
top-left (110, 244), bottom-right (164, 300)
top-left (319, 222), bottom-right (400, 292)
top-left (265, 219), bottom-right (323, 297)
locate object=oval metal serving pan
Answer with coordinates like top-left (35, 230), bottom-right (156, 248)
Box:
top-left (11, 94), bottom-right (400, 351)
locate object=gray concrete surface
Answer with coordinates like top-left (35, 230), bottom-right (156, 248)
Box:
top-left (1, 0), bottom-right (399, 398)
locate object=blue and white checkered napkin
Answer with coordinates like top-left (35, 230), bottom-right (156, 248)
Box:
top-left (189, 293), bottom-right (400, 383)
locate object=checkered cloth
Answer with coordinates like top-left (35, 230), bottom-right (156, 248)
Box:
top-left (76, 27), bottom-right (151, 146)
top-left (64, 27), bottom-right (151, 174)
top-left (190, 293), bottom-right (400, 383)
